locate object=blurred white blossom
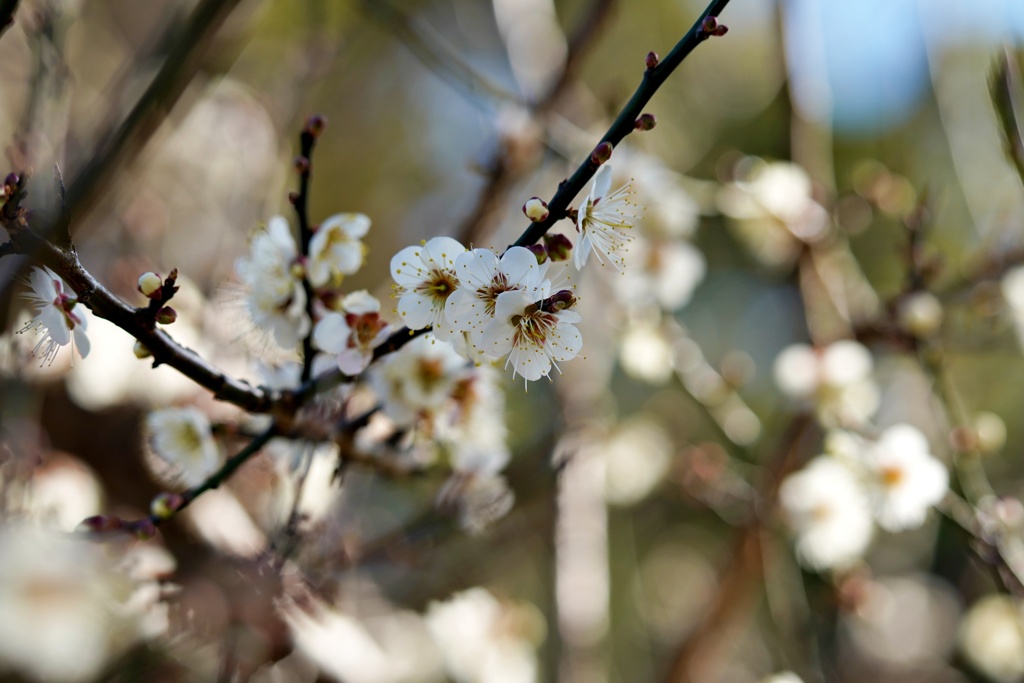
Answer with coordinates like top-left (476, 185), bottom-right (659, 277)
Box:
top-left (0, 525), bottom-right (159, 682)
top-left (779, 456), bottom-right (873, 571)
top-left (425, 588), bottom-right (543, 683)
top-left (146, 407), bottom-right (220, 487)
top-left (236, 216), bottom-right (309, 349)
top-left (959, 595), bottom-right (1024, 683)
top-left (854, 424), bottom-right (947, 532)
top-left (773, 340), bottom-right (879, 427)
top-left (369, 333), bottom-right (468, 426)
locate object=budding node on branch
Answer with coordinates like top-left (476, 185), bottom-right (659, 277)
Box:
top-left (156, 307), bottom-right (177, 325)
top-left (634, 113), bottom-right (657, 131)
top-left (526, 244), bottom-right (548, 264)
top-left (700, 16), bottom-right (729, 37)
top-left (288, 191), bottom-right (300, 206)
top-left (543, 233), bottom-right (573, 261)
top-left (133, 341), bottom-right (152, 359)
top-left (523, 197), bottom-right (549, 222)
top-left (306, 114), bottom-right (327, 138)
top-left (645, 51), bottom-right (659, 70)
top-left (150, 492), bottom-right (185, 520)
top-left (294, 156), bottom-right (310, 174)
top-left (591, 142), bottom-right (613, 166)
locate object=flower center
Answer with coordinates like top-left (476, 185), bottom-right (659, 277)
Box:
top-left (880, 465), bottom-right (904, 488)
top-left (511, 306), bottom-right (556, 349)
top-left (420, 270), bottom-right (458, 301)
top-left (346, 312), bottom-right (386, 348)
top-left (479, 273), bottom-right (511, 315)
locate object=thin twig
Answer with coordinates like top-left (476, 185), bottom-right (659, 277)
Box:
top-left (294, 119), bottom-right (320, 383)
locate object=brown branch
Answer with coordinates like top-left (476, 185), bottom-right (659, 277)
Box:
top-left (662, 414), bottom-right (814, 683)
top-left (0, 0), bottom-right (18, 41)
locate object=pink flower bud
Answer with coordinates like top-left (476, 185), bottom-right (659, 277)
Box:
top-left (523, 197), bottom-right (550, 222)
top-left (150, 492), bottom-right (185, 520)
top-left (543, 233), bottom-right (573, 262)
top-left (634, 113), bottom-right (657, 131)
top-left (526, 244), bottom-right (548, 264)
top-left (294, 156), bottom-right (310, 174)
top-left (645, 51), bottom-right (659, 70)
top-left (591, 142), bottom-right (613, 166)
top-left (138, 271), bottom-right (162, 297)
top-left (156, 306), bottom-right (177, 325)
top-left (542, 289), bottom-right (577, 313)
top-left (306, 114), bottom-right (327, 137)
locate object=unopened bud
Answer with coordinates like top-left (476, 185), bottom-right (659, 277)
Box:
top-left (634, 113), bottom-right (657, 131)
top-left (543, 233), bottom-right (573, 261)
top-left (645, 51), bottom-right (659, 70)
top-left (288, 191), bottom-right (300, 205)
top-left (306, 114), bottom-right (327, 137)
top-left (150, 492), bottom-right (185, 520)
top-left (133, 341), bottom-right (152, 359)
top-left (702, 16), bottom-right (720, 33)
top-left (523, 197), bottom-right (549, 222)
top-left (294, 156), bottom-right (310, 174)
top-left (526, 244), bottom-right (547, 264)
top-left (974, 412), bottom-right (1007, 455)
top-left (138, 271), bottom-right (162, 298)
top-left (132, 518), bottom-right (157, 540)
top-left (897, 291), bottom-right (943, 337)
top-left (543, 289), bottom-right (577, 313)
top-left (77, 515), bottom-right (122, 533)
top-left (591, 142), bottom-right (613, 166)
top-left (156, 306), bottom-right (177, 325)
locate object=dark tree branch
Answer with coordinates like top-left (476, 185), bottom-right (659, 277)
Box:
top-left (0, 0), bottom-right (18, 40)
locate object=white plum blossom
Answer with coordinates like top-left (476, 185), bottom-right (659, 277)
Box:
top-left (307, 212), bottom-right (370, 287)
top-left (312, 290), bottom-right (391, 375)
top-left (779, 456), bottom-right (874, 571)
top-left (425, 588), bottom-right (542, 683)
top-left (854, 424), bottom-right (948, 532)
top-left (19, 266), bottom-right (90, 365)
top-left (369, 333), bottom-right (468, 426)
top-left (235, 216), bottom-right (309, 349)
top-left (773, 340), bottom-right (879, 428)
top-left (391, 236), bottom-right (467, 340)
top-left (446, 246), bottom-right (549, 343)
top-left (0, 525), bottom-right (154, 683)
top-left (437, 364), bottom-right (510, 475)
top-left (574, 164), bottom-right (637, 271)
top-left (146, 407), bottom-right (221, 487)
top-left (481, 289), bottom-right (583, 382)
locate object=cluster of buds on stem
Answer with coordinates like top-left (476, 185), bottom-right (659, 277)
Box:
top-left (138, 269), bottom-right (179, 326)
top-left (700, 16), bottom-right (729, 38)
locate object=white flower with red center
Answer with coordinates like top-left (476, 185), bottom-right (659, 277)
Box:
top-left (855, 424), bottom-right (948, 532)
top-left (390, 236), bottom-right (467, 340)
top-left (313, 290), bottom-right (392, 375)
top-left (574, 164), bottom-right (638, 271)
top-left (445, 246), bottom-right (548, 343)
top-left (307, 212), bottom-right (370, 288)
top-left (145, 407), bottom-right (221, 487)
top-left (236, 216), bottom-right (309, 349)
top-left (481, 289), bottom-right (583, 382)
top-left (19, 266), bottom-right (90, 365)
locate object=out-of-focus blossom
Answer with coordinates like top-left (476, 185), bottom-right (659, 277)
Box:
top-left (446, 247), bottom-right (549, 344)
top-left (481, 289), bottom-right (583, 382)
top-left (958, 595), bottom-right (1024, 683)
top-left (619, 237), bottom-right (705, 312)
top-left (439, 365), bottom-right (510, 475)
top-left (284, 597), bottom-right (444, 683)
top-left (779, 456), bottom-right (873, 571)
top-left (855, 424), bottom-right (947, 532)
top-left (425, 588), bottom-right (544, 683)
top-left (773, 340), bottom-right (879, 428)
top-left (391, 236), bottom-right (467, 340)
top-left (19, 266), bottom-right (90, 365)
top-left (574, 165), bottom-right (637, 271)
top-left (307, 212), bottom-right (370, 287)
top-left (599, 420), bottom-right (673, 506)
top-left (0, 525), bottom-right (157, 682)
top-left (26, 457), bottom-right (103, 531)
top-left (369, 333), bottom-right (467, 426)
top-left (236, 216), bottom-right (309, 349)
top-left (146, 407), bottom-right (221, 487)
top-left (718, 159), bottom-right (830, 267)
top-left (760, 673), bottom-right (803, 683)
top-left (897, 291), bottom-right (943, 337)
top-left (619, 321), bottom-right (674, 384)
top-left (444, 473), bottom-right (516, 534)
top-left (313, 290), bottom-right (392, 375)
